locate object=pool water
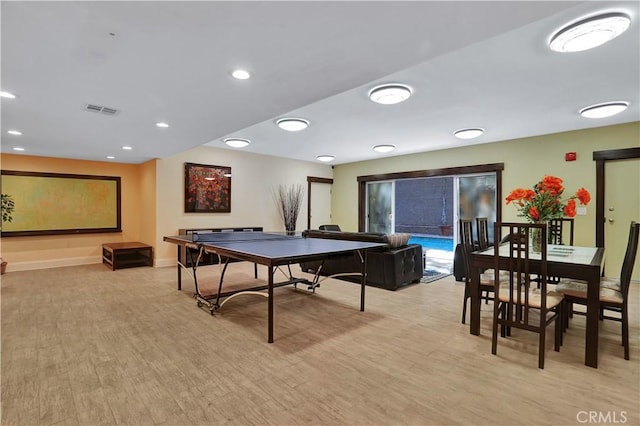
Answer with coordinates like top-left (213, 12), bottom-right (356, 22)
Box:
top-left (408, 235), bottom-right (454, 252)
top-left (408, 235), bottom-right (454, 274)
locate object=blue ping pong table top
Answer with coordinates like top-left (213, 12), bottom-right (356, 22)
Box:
top-left (172, 231), bottom-right (385, 259)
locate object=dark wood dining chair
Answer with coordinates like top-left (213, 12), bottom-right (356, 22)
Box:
top-left (548, 218), bottom-right (575, 246)
top-left (460, 218), bottom-right (496, 324)
top-left (476, 217), bottom-right (490, 250)
top-left (556, 221), bottom-right (639, 360)
top-left (491, 222), bottom-right (564, 369)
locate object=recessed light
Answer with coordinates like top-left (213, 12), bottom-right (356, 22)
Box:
top-left (121, 146), bottom-right (133, 150)
top-left (224, 138), bottom-right (251, 148)
top-left (0, 91), bottom-right (16, 99)
top-left (276, 118), bottom-right (309, 131)
top-left (12, 147), bottom-right (25, 151)
top-left (454, 128), bottom-right (485, 140)
top-left (368, 84), bottom-right (412, 105)
top-left (550, 12), bottom-right (631, 52)
top-left (372, 144), bottom-right (396, 153)
top-left (231, 69), bottom-right (251, 80)
top-left (106, 156), bottom-right (115, 159)
top-left (579, 101), bottom-right (629, 118)
top-left (156, 122), bottom-right (169, 128)
top-left (316, 155), bottom-right (335, 162)
top-left (7, 130), bottom-right (22, 136)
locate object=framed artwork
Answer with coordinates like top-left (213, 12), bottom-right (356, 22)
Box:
top-left (0, 170), bottom-right (121, 237)
top-left (184, 162), bottom-right (231, 213)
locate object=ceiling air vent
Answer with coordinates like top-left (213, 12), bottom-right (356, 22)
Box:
top-left (84, 103), bottom-right (119, 116)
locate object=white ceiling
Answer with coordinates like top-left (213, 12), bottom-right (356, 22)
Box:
top-left (1, 1), bottom-right (638, 165)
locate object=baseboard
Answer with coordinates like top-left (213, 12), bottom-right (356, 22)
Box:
top-left (155, 258), bottom-right (176, 268)
top-left (5, 256), bottom-right (176, 272)
top-left (6, 256), bottom-right (103, 272)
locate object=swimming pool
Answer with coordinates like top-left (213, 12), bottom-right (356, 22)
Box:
top-left (409, 235), bottom-right (455, 274)
top-left (408, 235), bottom-right (454, 252)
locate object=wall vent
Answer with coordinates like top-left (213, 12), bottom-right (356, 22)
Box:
top-left (84, 103), bottom-right (119, 116)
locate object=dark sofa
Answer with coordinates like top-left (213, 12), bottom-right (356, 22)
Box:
top-left (301, 229), bottom-right (423, 290)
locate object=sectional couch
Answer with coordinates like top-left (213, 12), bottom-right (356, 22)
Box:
top-left (301, 229), bottom-right (424, 290)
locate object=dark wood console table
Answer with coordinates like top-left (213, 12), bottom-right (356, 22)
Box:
top-left (102, 242), bottom-right (153, 271)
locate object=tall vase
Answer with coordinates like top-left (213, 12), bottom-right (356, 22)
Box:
top-left (531, 222), bottom-right (544, 253)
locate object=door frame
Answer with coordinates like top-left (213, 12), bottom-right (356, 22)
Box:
top-left (357, 163), bottom-right (504, 232)
top-left (593, 147), bottom-right (640, 247)
top-left (306, 176), bottom-right (333, 230)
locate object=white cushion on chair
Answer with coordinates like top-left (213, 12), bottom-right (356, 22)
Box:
top-left (557, 277), bottom-right (621, 291)
top-left (480, 270), bottom-right (510, 286)
top-left (497, 285), bottom-right (564, 309)
top-left (556, 280), bottom-right (623, 304)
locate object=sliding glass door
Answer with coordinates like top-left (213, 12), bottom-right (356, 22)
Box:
top-left (457, 174), bottom-right (497, 242)
top-left (366, 181), bottom-right (394, 233)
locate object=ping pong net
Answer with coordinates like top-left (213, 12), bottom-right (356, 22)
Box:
top-left (190, 231), bottom-right (299, 243)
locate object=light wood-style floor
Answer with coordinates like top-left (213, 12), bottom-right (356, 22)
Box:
top-left (2, 263), bottom-right (638, 426)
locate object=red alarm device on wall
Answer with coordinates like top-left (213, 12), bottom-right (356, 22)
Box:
top-left (565, 152), bottom-right (577, 161)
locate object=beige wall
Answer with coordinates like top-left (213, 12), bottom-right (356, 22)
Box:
top-left (154, 145), bottom-right (332, 265)
top-left (0, 154), bottom-right (145, 271)
top-left (331, 121), bottom-right (640, 278)
top-left (1, 147), bottom-right (332, 271)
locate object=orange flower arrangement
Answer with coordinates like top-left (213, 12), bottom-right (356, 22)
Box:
top-left (506, 175), bottom-right (591, 222)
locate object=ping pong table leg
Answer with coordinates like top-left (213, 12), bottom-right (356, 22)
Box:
top-left (177, 246), bottom-right (182, 291)
top-left (268, 265), bottom-right (274, 343)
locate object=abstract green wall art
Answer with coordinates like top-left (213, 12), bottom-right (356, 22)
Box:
top-left (0, 170), bottom-right (121, 236)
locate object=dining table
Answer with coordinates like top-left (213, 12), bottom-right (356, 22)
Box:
top-left (469, 243), bottom-right (605, 368)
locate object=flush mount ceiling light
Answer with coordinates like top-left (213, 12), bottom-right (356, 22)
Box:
top-left (1, 91), bottom-right (16, 99)
top-left (316, 155), bottom-right (335, 162)
top-left (12, 147), bottom-right (25, 151)
top-left (549, 12), bottom-right (631, 52)
top-left (106, 156), bottom-right (115, 159)
top-left (579, 101), bottom-right (629, 118)
top-left (7, 130), bottom-right (22, 136)
top-left (224, 138), bottom-right (251, 148)
top-left (156, 122), bottom-right (169, 128)
top-left (231, 69), bottom-right (251, 80)
top-left (276, 118), bottom-right (309, 131)
top-left (368, 84), bottom-right (412, 105)
top-left (121, 145), bottom-right (133, 150)
top-left (454, 128), bottom-right (485, 140)
top-left (372, 144), bottom-right (396, 153)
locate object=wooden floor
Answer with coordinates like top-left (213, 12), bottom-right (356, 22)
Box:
top-left (2, 263), bottom-right (638, 425)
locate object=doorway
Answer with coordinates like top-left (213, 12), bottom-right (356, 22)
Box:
top-left (594, 148), bottom-right (640, 280)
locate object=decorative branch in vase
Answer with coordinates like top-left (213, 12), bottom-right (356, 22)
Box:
top-left (273, 184), bottom-right (304, 235)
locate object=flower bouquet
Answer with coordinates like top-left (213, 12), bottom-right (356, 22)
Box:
top-left (505, 175), bottom-right (590, 251)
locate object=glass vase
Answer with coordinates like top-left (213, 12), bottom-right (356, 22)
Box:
top-left (531, 223), bottom-right (544, 253)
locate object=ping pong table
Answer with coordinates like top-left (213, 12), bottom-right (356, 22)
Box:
top-left (163, 231), bottom-right (386, 342)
